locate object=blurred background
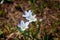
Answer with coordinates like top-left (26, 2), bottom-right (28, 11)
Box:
top-left (0, 0), bottom-right (60, 40)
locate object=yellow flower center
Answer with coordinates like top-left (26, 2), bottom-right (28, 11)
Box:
top-left (22, 26), bottom-right (26, 29)
top-left (30, 18), bottom-right (34, 20)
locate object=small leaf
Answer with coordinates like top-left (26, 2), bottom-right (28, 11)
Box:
top-left (0, 30), bottom-right (3, 35)
top-left (24, 30), bottom-right (30, 36)
top-left (17, 27), bottom-right (23, 33)
top-left (44, 33), bottom-right (48, 40)
top-left (53, 38), bottom-right (56, 40)
top-left (29, 27), bottom-right (34, 32)
top-left (58, 3), bottom-right (60, 8)
top-left (40, 2), bottom-right (44, 13)
top-left (24, 31), bottom-right (32, 39)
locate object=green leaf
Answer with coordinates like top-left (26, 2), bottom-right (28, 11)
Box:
top-left (33, 25), bottom-right (40, 37)
top-left (58, 3), bottom-right (60, 8)
top-left (33, 20), bottom-right (41, 37)
top-left (30, 0), bottom-right (36, 14)
top-left (24, 31), bottom-right (32, 39)
top-left (39, 2), bottom-right (44, 13)
top-left (17, 27), bottom-right (23, 33)
top-left (0, 30), bottom-right (3, 35)
top-left (24, 30), bottom-right (30, 36)
top-left (0, 10), bottom-right (3, 15)
top-left (44, 33), bottom-right (48, 40)
top-left (53, 38), bottom-right (56, 40)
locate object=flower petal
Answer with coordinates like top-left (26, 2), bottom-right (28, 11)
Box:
top-left (21, 25), bottom-right (28, 31)
top-left (0, 0), bottom-right (3, 4)
top-left (33, 18), bottom-right (37, 22)
top-left (29, 10), bottom-right (32, 15)
top-left (33, 15), bottom-right (36, 18)
top-left (25, 11), bottom-right (28, 15)
top-left (17, 24), bottom-right (21, 28)
top-left (22, 15), bottom-right (26, 17)
top-left (25, 22), bottom-right (30, 26)
top-left (26, 17), bottom-right (30, 20)
top-left (39, 18), bottom-right (43, 22)
top-left (20, 20), bottom-right (24, 25)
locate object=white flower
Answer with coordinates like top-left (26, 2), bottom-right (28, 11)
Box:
top-left (26, 15), bottom-right (37, 22)
top-left (22, 10), bottom-right (32, 18)
top-left (0, 0), bottom-right (4, 4)
top-left (22, 10), bottom-right (37, 22)
top-left (39, 18), bottom-right (43, 22)
top-left (18, 20), bottom-right (29, 31)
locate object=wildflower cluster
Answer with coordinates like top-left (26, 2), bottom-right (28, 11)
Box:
top-left (18, 10), bottom-right (43, 32)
